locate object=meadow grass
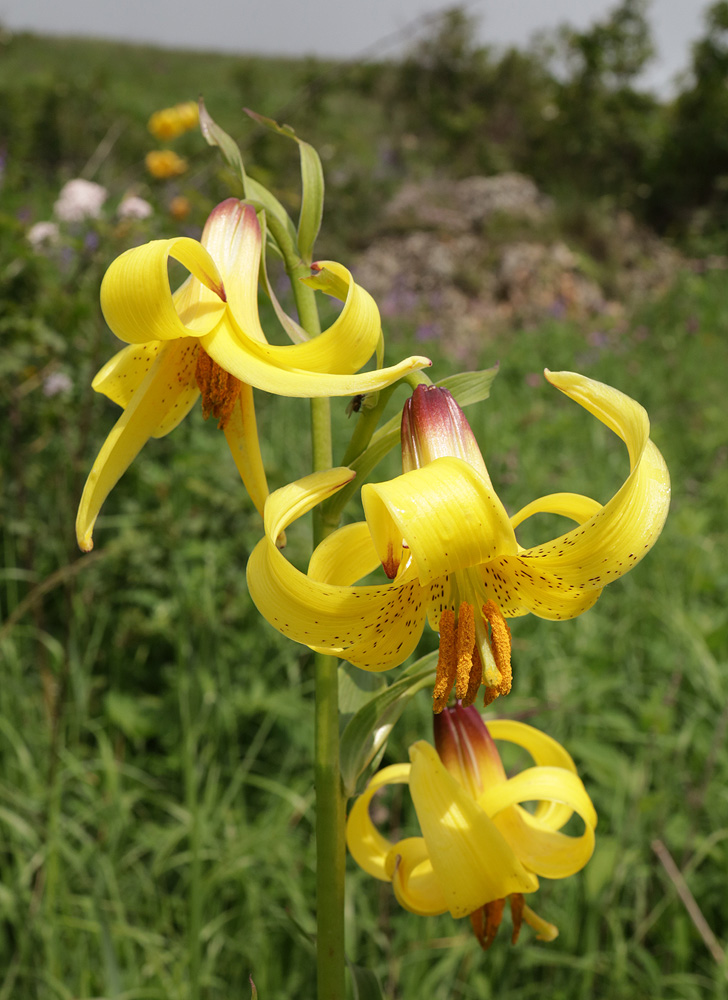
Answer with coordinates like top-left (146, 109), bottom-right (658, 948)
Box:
top-left (2, 263), bottom-right (727, 998)
top-left (1, 29), bottom-right (727, 1000)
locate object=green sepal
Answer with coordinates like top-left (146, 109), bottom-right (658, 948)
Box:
top-left (199, 99), bottom-right (298, 255)
top-left (324, 365), bottom-right (499, 523)
top-left (245, 108), bottom-right (324, 266)
top-left (339, 652), bottom-right (437, 798)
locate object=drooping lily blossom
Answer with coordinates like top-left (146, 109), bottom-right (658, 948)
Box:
top-left (76, 198), bottom-right (430, 551)
top-left (247, 372), bottom-right (670, 706)
top-left (346, 703), bottom-right (597, 949)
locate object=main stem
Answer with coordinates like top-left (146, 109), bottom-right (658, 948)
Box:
top-left (292, 273), bottom-right (347, 1000)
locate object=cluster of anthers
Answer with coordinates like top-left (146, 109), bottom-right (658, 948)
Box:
top-left (194, 349), bottom-right (242, 429)
top-left (433, 600), bottom-right (512, 712)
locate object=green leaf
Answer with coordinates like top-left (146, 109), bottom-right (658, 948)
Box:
top-left (338, 660), bottom-right (388, 720)
top-left (245, 108), bottom-right (324, 264)
top-left (347, 959), bottom-right (385, 1000)
top-left (93, 889), bottom-right (123, 999)
top-left (256, 211), bottom-right (309, 342)
top-left (199, 99), bottom-right (298, 254)
top-left (339, 652), bottom-right (437, 797)
top-left (198, 98), bottom-right (246, 185)
top-left (435, 363), bottom-right (500, 406)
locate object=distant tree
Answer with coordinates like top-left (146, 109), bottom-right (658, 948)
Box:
top-left (534, 0), bottom-right (660, 206)
top-left (386, 7), bottom-right (554, 177)
top-left (648, 1), bottom-right (728, 242)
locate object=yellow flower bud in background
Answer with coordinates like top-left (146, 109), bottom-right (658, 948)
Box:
top-left (148, 101), bottom-right (199, 141)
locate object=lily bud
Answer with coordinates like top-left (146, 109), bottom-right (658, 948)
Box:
top-left (401, 384), bottom-right (491, 485)
top-left (433, 702), bottom-right (506, 798)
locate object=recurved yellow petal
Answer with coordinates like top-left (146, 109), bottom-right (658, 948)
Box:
top-left (194, 200), bottom-right (268, 345)
top-left (76, 339), bottom-right (201, 551)
top-left (100, 238), bottom-right (227, 344)
top-left (92, 342), bottom-right (163, 410)
top-left (387, 837), bottom-right (448, 916)
top-left (479, 765), bottom-right (596, 879)
top-left (363, 457), bottom-right (518, 586)
top-left (295, 261), bottom-right (382, 373)
top-left (519, 371), bottom-right (670, 588)
top-left (222, 384), bottom-right (271, 522)
top-left (307, 521), bottom-right (381, 586)
top-left (479, 557), bottom-right (602, 620)
top-left (346, 762), bottom-right (412, 880)
top-left (408, 741), bottom-right (538, 917)
top-left (510, 492), bottom-right (603, 531)
top-left (487, 719), bottom-right (577, 828)
top-left (247, 472), bottom-right (428, 670)
top-left (202, 316), bottom-right (431, 398)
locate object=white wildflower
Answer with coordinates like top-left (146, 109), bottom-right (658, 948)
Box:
top-left (118, 195), bottom-right (153, 220)
top-left (27, 221), bottom-right (60, 249)
top-left (54, 179), bottom-right (108, 222)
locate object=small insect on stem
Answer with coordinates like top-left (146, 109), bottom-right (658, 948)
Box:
top-left (346, 393), bottom-right (365, 417)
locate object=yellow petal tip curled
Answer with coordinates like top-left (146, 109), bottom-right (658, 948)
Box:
top-left (248, 367), bottom-right (668, 697)
top-left (79, 194), bottom-right (429, 550)
top-left (78, 532), bottom-right (94, 553)
top-left (347, 705), bottom-right (596, 949)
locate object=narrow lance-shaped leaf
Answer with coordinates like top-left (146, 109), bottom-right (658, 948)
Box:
top-left (255, 211), bottom-right (309, 343)
top-left (347, 959), bottom-right (386, 1000)
top-left (199, 99), bottom-right (298, 253)
top-left (339, 661), bottom-right (388, 721)
top-left (245, 108), bottom-right (325, 265)
top-left (340, 652), bottom-right (438, 797)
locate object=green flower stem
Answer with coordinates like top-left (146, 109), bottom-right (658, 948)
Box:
top-left (340, 381), bottom-right (400, 468)
top-left (312, 649), bottom-right (346, 1000)
top-left (291, 273), bottom-right (346, 1000)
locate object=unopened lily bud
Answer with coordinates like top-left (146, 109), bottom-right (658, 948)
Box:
top-left (401, 384), bottom-right (490, 483)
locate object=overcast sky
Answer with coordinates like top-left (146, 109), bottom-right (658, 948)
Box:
top-left (0, 0), bottom-right (710, 95)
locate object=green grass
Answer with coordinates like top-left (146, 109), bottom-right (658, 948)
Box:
top-left (1, 30), bottom-right (728, 1000)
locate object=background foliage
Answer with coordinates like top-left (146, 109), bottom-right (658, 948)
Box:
top-left (1, 2), bottom-right (727, 997)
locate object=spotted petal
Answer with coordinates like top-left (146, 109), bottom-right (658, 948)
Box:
top-left (519, 370), bottom-right (670, 588)
top-left (76, 339), bottom-right (201, 551)
top-left (246, 471), bottom-right (427, 670)
top-left (478, 371), bottom-right (669, 619)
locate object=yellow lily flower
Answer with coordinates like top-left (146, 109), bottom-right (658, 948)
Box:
top-left (247, 372), bottom-right (670, 705)
top-left (346, 703), bottom-right (597, 949)
top-left (76, 198), bottom-right (430, 551)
